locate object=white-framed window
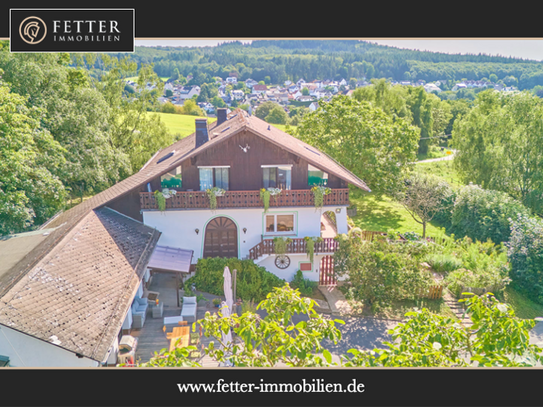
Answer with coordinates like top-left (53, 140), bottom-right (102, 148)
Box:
top-left (198, 166), bottom-right (230, 190)
top-left (308, 164), bottom-right (328, 186)
top-left (262, 165), bottom-right (292, 190)
top-left (265, 213), bottom-right (296, 234)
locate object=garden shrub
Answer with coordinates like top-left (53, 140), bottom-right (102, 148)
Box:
top-left (185, 258), bottom-right (284, 302)
top-left (506, 215), bottom-right (543, 304)
top-left (424, 253), bottom-right (463, 273)
top-left (431, 188), bottom-right (456, 229)
top-left (445, 268), bottom-right (510, 298)
top-left (450, 184), bottom-right (531, 244)
top-left (289, 270), bottom-right (317, 297)
top-left (334, 234), bottom-right (433, 308)
top-left (441, 237), bottom-right (510, 298)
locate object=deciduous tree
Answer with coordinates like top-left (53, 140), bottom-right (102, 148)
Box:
top-left (296, 95), bottom-right (419, 193)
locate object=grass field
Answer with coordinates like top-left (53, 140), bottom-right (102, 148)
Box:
top-left (155, 112), bottom-right (216, 138)
top-left (348, 189), bottom-right (447, 237)
top-left (414, 159), bottom-right (463, 189)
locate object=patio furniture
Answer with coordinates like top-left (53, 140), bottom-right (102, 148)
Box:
top-left (131, 297), bottom-right (148, 329)
top-left (181, 296), bottom-right (197, 323)
top-left (145, 291), bottom-right (160, 305)
top-left (151, 302), bottom-right (163, 318)
top-left (163, 316), bottom-right (184, 326)
top-left (168, 326), bottom-right (190, 352)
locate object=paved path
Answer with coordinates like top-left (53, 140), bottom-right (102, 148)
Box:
top-left (415, 150), bottom-right (456, 164)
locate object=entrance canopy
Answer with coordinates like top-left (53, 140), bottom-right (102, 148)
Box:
top-left (147, 245), bottom-right (193, 273)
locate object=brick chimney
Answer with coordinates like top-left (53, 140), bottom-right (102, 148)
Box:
top-left (195, 119), bottom-right (209, 149)
top-left (217, 108), bottom-right (227, 126)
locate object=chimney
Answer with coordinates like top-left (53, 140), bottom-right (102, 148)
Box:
top-left (195, 119), bottom-right (209, 149)
top-left (217, 108), bottom-right (227, 126)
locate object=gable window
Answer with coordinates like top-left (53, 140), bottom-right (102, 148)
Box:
top-left (308, 164), bottom-right (328, 186)
top-left (160, 166), bottom-right (182, 189)
top-left (265, 213), bottom-right (295, 234)
top-left (262, 165), bottom-right (291, 190)
top-left (199, 166), bottom-right (229, 190)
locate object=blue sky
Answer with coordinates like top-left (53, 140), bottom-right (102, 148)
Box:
top-left (134, 39), bottom-right (543, 62)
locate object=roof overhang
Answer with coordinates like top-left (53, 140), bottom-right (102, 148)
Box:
top-left (147, 245), bottom-right (194, 274)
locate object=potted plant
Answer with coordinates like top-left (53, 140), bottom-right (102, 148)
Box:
top-left (304, 236), bottom-right (323, 265)
top-left (206, 187), bottom-right (226, 210)
top-left (311, 186), bottom-right (331, 209)
top-left (260, 188), bottom-right (271, 212)
top-left (212, 298), bottom-right (221, 308)
top-left (154, 190), bottom-right (166, 212)
top-left (273, 236), bottom-right (292, 258)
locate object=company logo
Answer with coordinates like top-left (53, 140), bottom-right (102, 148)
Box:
top-left (19, 16), bottom-right (47, 44)
top-left (10, 9), bottom-right (134, 53)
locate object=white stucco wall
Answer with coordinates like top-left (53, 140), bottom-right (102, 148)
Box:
top-left (142, 206), bottom-right (347, 262)
top-left (0, 325), bottom-right (100, 367)
top-left (257, 253), bottom-right (327, 282)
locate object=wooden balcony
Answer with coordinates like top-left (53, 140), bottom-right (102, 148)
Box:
top-left (248, 237), bottom-right (340, 261)
top-left (139, 189), bottom-right (349, 210)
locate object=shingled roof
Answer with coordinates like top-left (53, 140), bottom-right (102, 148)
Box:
top-left (0, 207), bottom-right (160, 362)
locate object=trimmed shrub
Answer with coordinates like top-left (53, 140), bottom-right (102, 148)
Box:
top-left (289, 270), bottom-right (317, 297)
top-left (507, 215), bottom-right (543, 304)
top-left (334, 235), bottom-right (433, 308)
top-left (185, 258), bottom-right (284, 302)
top-left (450, 184), bottom-right (531, 244)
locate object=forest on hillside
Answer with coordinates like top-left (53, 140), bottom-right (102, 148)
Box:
top-left (115, 40), bottom-right (543, 90)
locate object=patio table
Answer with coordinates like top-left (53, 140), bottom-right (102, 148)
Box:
top-left (151, 302), bottom-right (163, 318)
top-left (168, 326), bottom-right (190, 352)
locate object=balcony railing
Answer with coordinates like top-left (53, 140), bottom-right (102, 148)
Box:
top-left (139, 188), bottom-right (349, 210)
top-left (248, 237), bottom-right (340, 261)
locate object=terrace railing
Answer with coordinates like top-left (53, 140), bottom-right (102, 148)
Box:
top-left (139, 188), bottom-right (349, 210)
top-left (248, 237), bottom-right (339, 261)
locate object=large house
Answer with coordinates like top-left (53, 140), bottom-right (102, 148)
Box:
top-left (0, 108), bottom-right (369, 366)
top-left (136, 109), bottom-right (370, 281)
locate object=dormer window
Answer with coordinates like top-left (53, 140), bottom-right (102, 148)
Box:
top-left (160, 166), bottom-right (182, 189)
top-left (262, 165), bottom-right (292, 190)
top-left (308, 164), bottom-right (328, 186)
top-left (198, 166), bottom-right (229, 190)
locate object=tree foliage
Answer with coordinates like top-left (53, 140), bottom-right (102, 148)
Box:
top-left (450, 184), bottom-right (532, 244)
top-left (396, 172), bottom-right (453, 238)
top-left (452, 90), bottom-right (543, 214)
top-left (507, 214), bottom-right (543, 304)
top-left (0, 78), bottom-right (66, 234)
top-left (296, 95), bottom-right (419, 193)
top-left (334, 233), bottom-right (433, 309)
top-left (344, 293), bottom-right (542, 367)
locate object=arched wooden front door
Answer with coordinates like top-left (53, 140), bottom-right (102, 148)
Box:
top-left (203, 217), bottom-right (238, 258)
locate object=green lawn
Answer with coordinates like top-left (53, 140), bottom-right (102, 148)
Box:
top-left (348, 189), bottom-right (447, 237)
top-left (498, 286), bottom-right (543, 319)
top-left (413, 158), bottom-right (463, 189)
top-left (155, 112), bottom-right (216, 138)
top-left (272, 123), bottom-right (297, 134)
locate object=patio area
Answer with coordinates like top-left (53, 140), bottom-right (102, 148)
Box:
top-left (132, 272), bottom-right (227, 367)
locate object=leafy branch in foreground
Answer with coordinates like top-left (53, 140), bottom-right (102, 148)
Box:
top-left (343, 293), bottom-right (543, 367)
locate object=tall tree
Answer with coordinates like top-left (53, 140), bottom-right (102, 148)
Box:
top-left (296, 96), bottom-right (419, 193)
top-left (452, 90), bottom-right (543, 214)
top-left (0, 78), bottom-right (66, 234)
top-left (96, 56), bottom-right (173, 172)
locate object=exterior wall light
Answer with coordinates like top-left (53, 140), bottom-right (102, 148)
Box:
top-left (195, 229), bottom-right (199, 235)
top-left (335, 208), bottom-right (341, 213)
top-left (243, 228), bottom-right (247, 234)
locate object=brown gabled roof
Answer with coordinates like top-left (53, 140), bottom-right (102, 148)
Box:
top-left (0, 207), bottom-right (160, 363)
